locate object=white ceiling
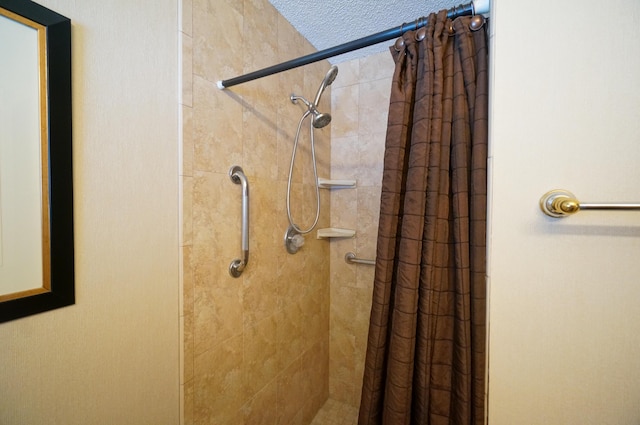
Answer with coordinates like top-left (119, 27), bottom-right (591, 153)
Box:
top-left (268, 0), bottom-right (464, 63)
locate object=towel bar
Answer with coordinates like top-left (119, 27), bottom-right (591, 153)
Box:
top-left (540, 189), bottom-right (640, 218)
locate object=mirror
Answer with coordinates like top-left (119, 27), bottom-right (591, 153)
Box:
top-left (0, 0), bottom-right (73, 322)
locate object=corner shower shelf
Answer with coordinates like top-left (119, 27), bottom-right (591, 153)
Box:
top-left (318, 178), bottom-right (356, 189)
top-left (316, 228), bottom-right (356, 239)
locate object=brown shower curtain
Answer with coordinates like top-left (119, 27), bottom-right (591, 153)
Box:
top-left (359, 10), bottom-right (488, 425)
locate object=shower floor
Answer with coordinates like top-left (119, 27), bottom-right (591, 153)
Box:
top-left (310, 398), bottom-right (359, 425)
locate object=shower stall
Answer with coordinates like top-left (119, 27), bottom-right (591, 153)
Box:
top-left (180, 0), bottom-right (482, 423)
top-left (181, 1), bottom-right (380, 418)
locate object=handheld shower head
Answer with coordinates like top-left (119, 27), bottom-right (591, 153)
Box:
top-left (291, 93), bottom-right (332, 128)
top-left (313, 65), bottom-right (339, 106)
top-left (311, 110), bottom-right (331, 128)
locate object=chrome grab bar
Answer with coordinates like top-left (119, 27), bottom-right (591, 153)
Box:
top-left (345, 252), bottom-right (375, 266)
top-left (229, 166), bottom-right (249, 277)
top-left (540, 189), bottom-right (640, 218)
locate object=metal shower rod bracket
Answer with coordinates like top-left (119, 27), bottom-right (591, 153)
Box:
top-left (217, 0), bottom-right (490, 89)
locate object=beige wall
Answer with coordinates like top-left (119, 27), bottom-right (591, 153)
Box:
top-left (180, 0), bottom-right (330, 423)
top-left (488, 0), bottom-right (640, 423)
top-left (328, 51), bottom-right (394, 407)
top-left (0, 0), bottom-right (180, 424)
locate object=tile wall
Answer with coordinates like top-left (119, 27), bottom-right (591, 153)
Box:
top-left (328, 51), bottom-right (394, 407)
top-left (179, 0), bottom-right (332, 423)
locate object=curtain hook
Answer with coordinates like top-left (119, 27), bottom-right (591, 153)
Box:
top-left (469, 15), bottom-right (485, 31)
top-left (415, 17), bottom-right (426, 41)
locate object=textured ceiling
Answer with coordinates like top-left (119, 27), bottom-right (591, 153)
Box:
top-left (268, 0), bottom-right (463, 63)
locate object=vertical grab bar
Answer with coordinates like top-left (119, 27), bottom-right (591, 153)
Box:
top-left (229, 166), bottom-right (249, 277)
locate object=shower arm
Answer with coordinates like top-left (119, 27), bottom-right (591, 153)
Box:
top-left (217, 0), bottom-right (489, 89)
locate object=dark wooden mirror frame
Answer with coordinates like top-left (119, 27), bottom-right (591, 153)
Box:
top-left (0, 0), bottom-right (73, 323)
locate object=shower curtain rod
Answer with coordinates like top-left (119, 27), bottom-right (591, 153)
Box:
top-left (217, 0), bottom-right (489, 89)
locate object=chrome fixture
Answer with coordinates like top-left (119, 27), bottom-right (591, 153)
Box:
top-left (345, 252), bottom-right (375, 266)
top-left (284, 225), bottom-right (305, 254)
top-left (286, 66), bottom-right (339, 238)
top-left (229, 166), bottom-right (249, 277)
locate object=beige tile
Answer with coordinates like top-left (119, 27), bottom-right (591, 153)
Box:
top-left (287, 182), bottom-right (319, 234)
top-left (276, 359), bottom-right (304, 425)
top-left (357, 131), bottom-right (385, 187)
top-left (191, 181), bottom-right (244, 358)
top-left (356, 261), bottom-right (375, 292)
top-left (242, 104), bottom-right (279, 180)
top-left (329, 327), bottom-right (356, 385)
top-left (331, 85), bottom-right (359, 139)
top-left (182, 312), bottom-right (194, 384)
top-left (310, 398), bottom-right (360, 425)
top-left (314, 127), bottom-right (332, 181)
top-left (244, 206), bottom-right (279, 272)
top-left (329, 376), bottom-right (355, 407)
top-left (242, 178), bottom-right (281, 325)
top-left (289, 125), bottom-right (314, 187)
top-left (244, 314), bottom-right (279, 399)
top-left (329, 237), bottom-right (356, 289)
top-left (300, 288), bottom-right (326, 352)
top-left (181, 105), bottom-right (194, 176)
top-left (243, 0), bottom-right (278, 72)
top-left (355, 186), bottom-right (380, 290)
top-left (193, 336), bottom-right (244, 424)
top-left (192, 0), bottom-right (243, 81)
top-left (277, 301), bottom-right (304, 370)
top-left (276, 248), bottom-right (306, 309)
top-left (276, 13), bottom-right (306, 113)
top-left (330, 189), bottom-right (358, 230)
top-left (301, 183), bottom-right (322, 228)
top-left (330, 136), bottom-right (359, 181)
top-left (358, 79), bottom-right (391, 136)
top-left (243, 268), bottom-right (279, 327)
top-left (193, 264), bottom-right (243, 355)
top-left (182, 245), bottom-right (194, 316)
top-left (352, 287), bottom-right (373, 354)
top-left (276, 13), bottom-right (307, 63)
top-left (193, 77), bottom-right (243, 173)
top-left (360, 51), bottom-right (395, 83)
top-left (307, 232), bottom-right (330, 275)
top-left (277, 103), bottom-right (305, 182)
top-left (318, 188), bottom-right (332, 230)
top-left (302, 340), bottom-right (329, 402)
top-left (182, 379), bottom-right (194, 425)
top-left (356, 186), bottom-right (381, 260)
top-left (191, 171), bottom-right (239, 268)
top-left (242, 379), bottom-right (278, 425)
top-left (353, 350), bottom-right (366, 411)
top-left (331, 59), bottom-right (360, 89)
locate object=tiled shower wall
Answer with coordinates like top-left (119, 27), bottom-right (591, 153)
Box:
top-left (328, 52), bottom-right (394, 407)
top-left (179, 0), bottom-right (332, 423)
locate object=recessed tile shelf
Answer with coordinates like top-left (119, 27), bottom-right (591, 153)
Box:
top-left (318, 178), bottom-right (356, 189)
top-left (316, 228), bottom-right (356, 239)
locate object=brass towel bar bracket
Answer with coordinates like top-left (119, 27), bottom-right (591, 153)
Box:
top-left (539, 189), bottom-right (640, 218)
